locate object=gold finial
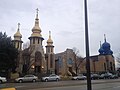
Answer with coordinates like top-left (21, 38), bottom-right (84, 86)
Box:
top-left (49, 31), bottom-right (51, 37)
top-left (18, 23), bottom-right (20, 31)
top-left (104, 34), bottom-right (106, 42)
top-left (36, 8), bottom-right (39, 19)
top-left (47, 31), bottom-right (53, 44)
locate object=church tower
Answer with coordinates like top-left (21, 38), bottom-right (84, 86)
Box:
top-left (46, 31), bottom-right (55, 74)
top-left (98, 34), bottom-right (115, 72)
top-left (28, 9), bottom-right (46, 74)
top-left (13, 23), bottom-right (23, 50)
top-left (12, 23), bottom-right (23, 74)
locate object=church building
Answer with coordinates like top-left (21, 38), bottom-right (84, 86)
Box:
top-left (12, 9), bottom-right (55, 76)
top-left (12, 9), bottom-right (115, 77)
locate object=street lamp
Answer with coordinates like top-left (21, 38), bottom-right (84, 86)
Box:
top-left (84, 0), bottom-right (92, 90)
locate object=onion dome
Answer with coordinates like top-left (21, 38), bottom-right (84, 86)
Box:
top-left (98, 41), bottom-right (104, 54)
top-left (102, 42), bottom-right (110, 50)
top-left (14, 23), bottom-right (22, 41)
top-left (47, 31), bottom-right (53, 45)
top-left (31, 8), bottom-right (42, 37)
top-left (98, 34), bottom-right (113, 55)
top-left (98, 47), bottom-right (104, 55)
top-left (14, 23), bottom-right (22, 38)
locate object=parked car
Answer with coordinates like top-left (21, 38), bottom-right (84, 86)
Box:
top-left (0, 76), bottom-right (7, 83)
top-left (91, 74), bottom-right (100, 80)
top-left (72, 74), bottom-right (86, 80)
top-left (41, 74), bottom-right (60, 82)
top-left (110, 74), bottom-right (119, 79)
top-left (100, 72), bottom-right (112, 79)
top-left (15, 75), bottom-right (38, 83)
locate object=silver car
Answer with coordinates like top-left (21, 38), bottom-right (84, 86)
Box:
top-left (0, 76), bottom-right (7, 83)
top-left (15, 75), bottom-right (38, 83)
top-left (72, 74), bottom-right (86, 80)
top-left (41, 74), bottom-right (60, 82)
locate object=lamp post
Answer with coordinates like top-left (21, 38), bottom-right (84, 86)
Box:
top-left (84, 0), bottom-right (92, 90)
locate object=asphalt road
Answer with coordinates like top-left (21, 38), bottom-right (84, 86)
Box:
top-left (32, 82), bottom-right (120, 90)
top-left (1, 79), bottom-right (120, 90)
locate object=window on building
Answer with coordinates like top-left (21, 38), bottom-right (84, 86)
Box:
top-left (38, 39), bottom-right (39, 44)
top-left (17, 42), bottom-right (19, 49)
top-left (110, 62), bottom-right (113, 71)
top-left (104, 63), bottom-right (106, 71)
top-left (48, 48), bottom-right (50, 53)
top-left (58, 57), bottom-right (62, 68)
top-left (51, 48), bottom-right (53, 53)
top-left (33, 38), bottom-right (35, 44)
top-left (67, 58), bottom-right (73, 65)
top-left (50, 54), bottom-right (53, 68)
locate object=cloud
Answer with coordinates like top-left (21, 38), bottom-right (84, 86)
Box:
top-left (0, 0), bottom-right (120, 57)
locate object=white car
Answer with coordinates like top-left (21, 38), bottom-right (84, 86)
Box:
top-left (15, 75), bottom-right (38, 83)
top-left (72, 74), bottom-right (86, 80)
top-left (0, 76), bottom-right (7, 83)
top-left (41, 74), bottom-right (60, 82)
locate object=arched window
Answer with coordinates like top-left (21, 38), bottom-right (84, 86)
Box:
top-left (38, 39), bottom-right (39, 44)
top-left (58, 57), bottom-right (62, 68)
top-left (33, 38), bottom-right (35, 44)
top-left (67, 58), bottom-right (73, 65)
top-left (104, 63), bottom-right (106, 71)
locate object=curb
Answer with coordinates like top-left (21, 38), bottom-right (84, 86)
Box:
top-left (0, 88), bottom-right (16, 90)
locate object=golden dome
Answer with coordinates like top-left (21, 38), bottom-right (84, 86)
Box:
top-left (30, 8), bottom-right (42, 37)
top-left (47, 31), bottom-right (53, 44)
top-left (47, 38), bottom-right (53, 43)
top-left (14, 23), bottom-right (22, 38)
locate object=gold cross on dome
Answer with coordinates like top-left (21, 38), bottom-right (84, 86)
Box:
top-left (36, 8), bottom-right (39, 14)
top-left (18, 23), bottom-right (20, 30)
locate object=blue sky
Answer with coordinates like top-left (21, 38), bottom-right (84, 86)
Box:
top-left (0, 0), bottom-right (120, 57)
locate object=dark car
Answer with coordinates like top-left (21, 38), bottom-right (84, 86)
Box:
top-left (110, 74), bottom-right (119, 79)
top-left (100, 73), bottom-right (112, 79)
top-left (91, 74), bottom-right (100, 80)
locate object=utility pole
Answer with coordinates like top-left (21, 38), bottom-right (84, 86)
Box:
top-left (84, 0), bottom-right (92, 90)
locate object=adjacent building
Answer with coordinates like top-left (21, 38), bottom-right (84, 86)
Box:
top-left (80, 35), bottom-right (115, 74)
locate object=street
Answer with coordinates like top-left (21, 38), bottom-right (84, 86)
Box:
top-left (1, 79), bottom-right (120, 90)
top-left (32, 82), bottom-right (120, 90)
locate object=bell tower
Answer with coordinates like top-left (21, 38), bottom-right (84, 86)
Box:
top-left (28, 9), bottom-right (46, 74)
top-left (28, 8), bottom-right (44, 46)
top-left (13, 23), bottom-right (23, 50)
top-left (46, 31), bottom-right (55, 74)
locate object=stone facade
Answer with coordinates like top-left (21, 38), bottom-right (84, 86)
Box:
top-left (55, 49), bottom-right (77, 76)
top-left (55, 35), bottom-right (115, 76)
top-left (80, 35), bottom-right (115, 74)
top-left (80, 55), bottom-right (115, 74)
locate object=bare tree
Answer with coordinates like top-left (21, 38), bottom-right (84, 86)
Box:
top-left (72, 47), bottom-right (84, 75)
top-left (22, 45), bottom-right (35, 74)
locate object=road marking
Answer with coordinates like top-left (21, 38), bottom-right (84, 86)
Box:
top-left (15, 86), bottom-right (25, 88)
top-left (0, 88), bottom-right (16, 90)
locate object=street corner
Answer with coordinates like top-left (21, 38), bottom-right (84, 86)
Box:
top-left (0, 88), bottom-right (16, 90)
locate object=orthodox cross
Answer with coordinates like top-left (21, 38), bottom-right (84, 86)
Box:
top-left (18, 23), bottom-right (20, 31)
top-left (36, 8), bottom-right (39, 14)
